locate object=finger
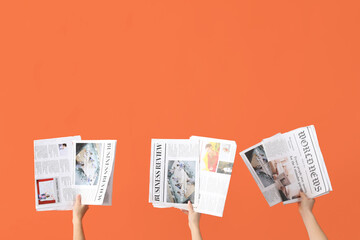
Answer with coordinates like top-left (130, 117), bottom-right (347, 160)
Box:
top-left (188, 201), bottom-right (194, 213)
top-left (299, 191), bottom-right (308, 200)
top-left (76, 194), bottom-right (82, 205)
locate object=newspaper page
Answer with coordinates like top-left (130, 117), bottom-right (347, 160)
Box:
top-left (241, 125), bottom-right (332, 207)
top-left (281, 126), bottom-right (332, 203)
top-left (34, 136), bottom-right (81, 211)
top-left (73, 140), bottom-right (117, 205)
top-left (308, 126), bottom-right (332, 193)
top-left (149, 139), bottom-right (200, 208)
top-left (240, 143), bottom-right (283, 207)
top-left (190, 136), bottom-right (237, 217)
top-left (262, 126), bottom-right (332, 204)
top-left (262, 133), bottom-right (303, 204)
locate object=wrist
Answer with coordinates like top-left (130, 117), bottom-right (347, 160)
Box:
top-left (189, 223), bottom-right (200, 232)
top-left (299, 208), bottom-right (313, 217)
top-left (72, 217), bottom-right (83, 225)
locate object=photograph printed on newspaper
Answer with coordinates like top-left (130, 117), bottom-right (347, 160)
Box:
top-left (241, 143), bottom-right (283, 206)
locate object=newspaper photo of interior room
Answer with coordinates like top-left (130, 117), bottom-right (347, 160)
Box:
top-left (166, 160), bottom-right (196, 204)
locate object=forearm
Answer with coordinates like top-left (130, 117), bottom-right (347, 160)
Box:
top-left (300, 210), bottom-right (327, 240)
top-left (190, 225), bottom-right (202, 240)
top-left (73, 219), bottom-right (86, 240)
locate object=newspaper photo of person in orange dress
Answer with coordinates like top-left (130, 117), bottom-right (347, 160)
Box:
top-left (201, 142), bottom-right (220, 172)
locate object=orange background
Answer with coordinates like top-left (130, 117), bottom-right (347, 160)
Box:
top-left (0, 0), bottom-right (359, 239)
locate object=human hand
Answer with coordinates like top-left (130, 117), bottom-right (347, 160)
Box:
top-left (181, 201), bottom-right (201, 231)
top-left (298, 191), bottom-right (315, 215)
top-left (73, 194), bottom-right (89, 224)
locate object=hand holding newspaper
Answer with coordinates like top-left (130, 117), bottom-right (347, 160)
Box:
top-left (149, 136), bottom-right (237, 217)
top-left (34, 136), bottom-right (117, 211)
top-left (240, 125), bottom-right (332, 206)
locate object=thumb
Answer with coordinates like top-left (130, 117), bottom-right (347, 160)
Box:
top-left (299, 191), bottom-right (308, 200)
top-left (188, 201), bottom-right (194, 213)
top-left (76, 194), bottom-right (82, 205)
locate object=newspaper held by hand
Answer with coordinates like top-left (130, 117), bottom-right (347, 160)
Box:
top-left (34, 136), bottom-right (117, 211)
top-left (149, 137), bottom-right (237, 217)
top-left (240, 125), bottom-right (332, 207)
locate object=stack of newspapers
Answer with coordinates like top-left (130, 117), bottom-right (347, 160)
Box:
top-left (240, 125), bottom-right (332, 206)
top-left (34, 136), bottom-right (117, 211)
top-left (149, 136), bottom-right (237, 217)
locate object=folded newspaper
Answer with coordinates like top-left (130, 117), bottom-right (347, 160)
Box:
top-left (240, 125), bottom-right (332, 207)
top-left (149, 136), bottom-right (237, 217)
top-left (34, 136), bottom-right (117, 211)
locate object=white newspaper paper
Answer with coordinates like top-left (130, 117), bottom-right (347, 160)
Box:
top-left (149, 139), bottom-right (200, 208)
top-left (190, 136), bottom-right (237, 217)
top-left (34, 137), bottom-right (117, 211)
top-left (34, 136), bottom-right (81, 211)
top-left (149, 137), bottom-right (237, 217)
top-left (240, 125), bottom-right (332, 207)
